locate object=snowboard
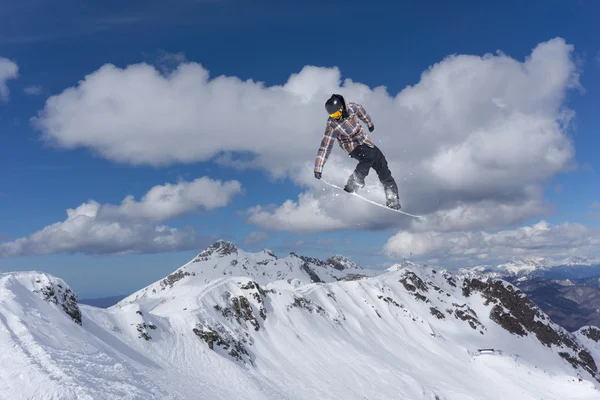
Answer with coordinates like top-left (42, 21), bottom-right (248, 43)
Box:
top-left (320, 178), bottom-right (424, 219)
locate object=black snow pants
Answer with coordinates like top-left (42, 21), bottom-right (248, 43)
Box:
top-left (348, 144), bottom-right (394, 184)
top-left (345, 144), bottom-right (400, 208)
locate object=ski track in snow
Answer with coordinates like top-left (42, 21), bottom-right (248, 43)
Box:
top-left (0, 274), bottom-right (168, 400)
top-left (1, 247), bottom-right (600, 399)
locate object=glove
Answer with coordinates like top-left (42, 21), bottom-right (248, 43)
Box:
top-left (368, 124), bottom-right (374, 132)
top-left (314, 171), bottom-right (322, 179)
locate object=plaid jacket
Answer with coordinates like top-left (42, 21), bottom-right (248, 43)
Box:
top-left (314, 102), bottom-right (375, 174)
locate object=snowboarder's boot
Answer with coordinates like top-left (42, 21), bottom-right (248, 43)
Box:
top-left (344, 171), bottom-right (366, 193)
top-left (382, 178), bottom-right (401, 210)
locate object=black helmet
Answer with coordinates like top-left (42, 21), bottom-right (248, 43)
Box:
top-left (325, 94), bottom-right (346, 118)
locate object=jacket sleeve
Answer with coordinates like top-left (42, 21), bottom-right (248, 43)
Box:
top-left (355, 103), bottom-right (374, 130)
top-left (314, 122), bottom-right (335, 174)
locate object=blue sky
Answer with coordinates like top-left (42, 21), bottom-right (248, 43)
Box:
top-left (1, 0), bottom-right (600, 298)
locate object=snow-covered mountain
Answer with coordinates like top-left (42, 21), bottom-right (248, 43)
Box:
top-left (459, 255), bottom-right (600, 281)
top-left (2, 240), bottom-right (600, 399)
top-left (458, 257), bottom-right (552, 280)
top-left (497, 257), bottom-right (551, 275)
top-left (499, 276), bottom-right (600, 332)
top-left (116, 240), bottom-right (380, 308)
top-left (560, 256), bottom-right (600, 268)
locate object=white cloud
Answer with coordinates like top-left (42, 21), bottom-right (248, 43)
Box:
top-left (98, 176), bottom-right (242, 222)
top-left (0, 57), bottom-right (18, 101)
top-left (587, 201), bottom-right (600, 219)
top-left (408, 185), bottom-right (552, 233)
top-left (24, 85), bottom-right (43, 95)
top-left (0, 176), bottom-right (241, 256)
top-left (243, 231), bottom-right (269, 246)
top-left (246, 192), bottom-right (352, 235)
top-left (383, 220), bottom-right (600, 265)
top-left (32, 37), bottom-right (581, 234)
top-left (316, 237), bottom-right (336, 246)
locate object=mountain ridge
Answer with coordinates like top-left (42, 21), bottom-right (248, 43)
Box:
top-left (114, 239), bottom-right (380, 309)
top-left (2, 240), bottom-right (600, 399)
top-left (457, 256), bottom-right (600, 332)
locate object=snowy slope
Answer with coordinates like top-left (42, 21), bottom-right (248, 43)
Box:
top-left (576, 326), bottom-right (600, 369)
top-left (1, 241), bottom-right (600, 399)
top-left (0, 272), bottom-right (169, 400)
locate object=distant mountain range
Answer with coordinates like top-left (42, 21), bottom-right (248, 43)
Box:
top-left (502, 276), bottom-right (600, 332)
top-left (458, 257), bottom-right (600, 332)
top-left (459, 256), bottom-right (600, 280)
top-left (79, 295), bottom-right (127, 308)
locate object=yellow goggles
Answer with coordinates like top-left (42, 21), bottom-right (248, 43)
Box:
top-left (329, 109), bottom-right (342, 119)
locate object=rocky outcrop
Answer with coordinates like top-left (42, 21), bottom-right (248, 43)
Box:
top-left (239, 280), bottom-right (269, 320)
top-left (289, 253), bottom-right (367, 282)
top-left (339, 274), bottom-right (368, 281)
top-left (286, 253), bottom-right (325, 283)
top-left (193, 322), bottom-right (251, 363)
top-left (326, 255), bottom-right (362, 271)
top-left (35, 278), bottom-right (82, 325)
top-left (447, 303), bottom-right (485, 334)
top-left (429, 307), bottom-right (445, 319)
top-left (219, 280), bottom-right (268, 329)
top-left (399, 270), bottom-right (430, 303)
top-left (136, 322), bottom-right (157, 341)
top-left (193, 240), bottom-right (238, 262)
top-left (463, 278), bottom-right (598, 379)
top-left (159, 270), bottom-right (196, 290)
top-left (287, 296), bottom-right (327, 316)
top-left (193, 279), bottom-right (270, 364)
top-left (580, 326), bottom-right (600, 343)
top-left (393, 269), bottom-right (486, 333)
top-left (299, 262), bottom-right (322, 283)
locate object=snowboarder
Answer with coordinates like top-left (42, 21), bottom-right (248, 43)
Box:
top-left (313, 94), bottom-right (401, 210)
